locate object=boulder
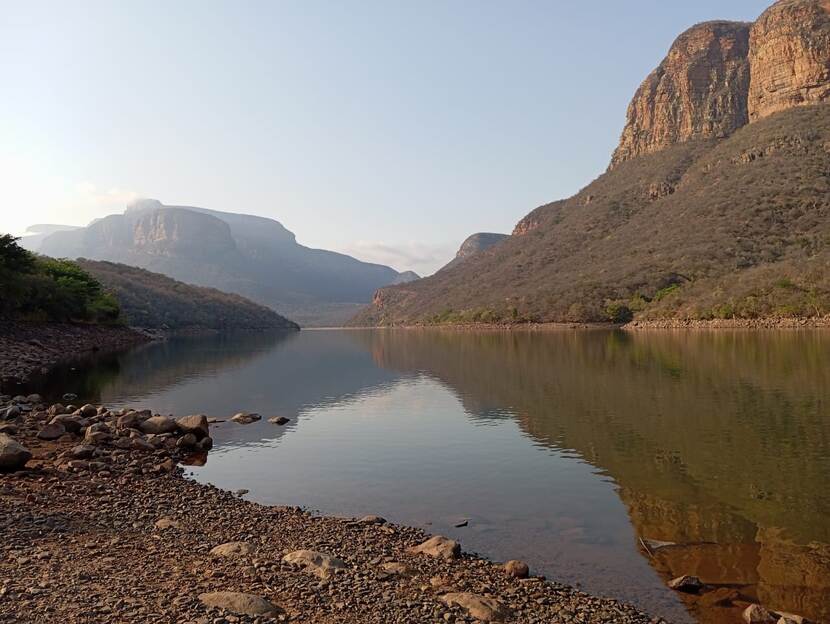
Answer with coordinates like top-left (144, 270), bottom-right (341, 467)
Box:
top-left (408, 535), bottom-right (460, 560)
top-left (154, 516), bottom-right (181, 530)
top-left (267, 416), bottom-right (290, 425)
top-left (117, 412), bottom-right (144, 430)
top-left (176, 414), bottom-right (209, 439)
top-left (440, 592), bottom-right (511, 622)
top-left (231, 412), bottom-right (261, 425)
top-left (0, 434), bottom-right (31, 471)
top-left (198, 436), bottom-right (213, 451)
top-left (198, 592), bottom-right (282, 618)
top-left (78, 404), bottom-right (98, 418)
top-left (37, 422), bottom-right (66, 441)
top-left (359, 515), bottom-right (386, 525)
top-left (282, 550), bottom-right (347, 578)
top-left (744, 604), bottom-right (775, 624)
top-left (3, 406), bottom-right (21, 421)
top-left (380, 562), bottom-right (415, 576)
top-left (210, 542), bottom-right (254, 558)
top-left (139, 416), bottom-right (177, 435)
top-left (130, 437), bottom-right (154, 452)
top-left (47, 403), bottom-right (66, 416)
top-left (503, 560), bottom-right (529, 578)
top-left (668, 574), bottom-right (704, 594)
top-left (50, 414), bottom-right (82, 433)
top-left (70, 445), bottom-right (96, 459)
top-left (26, 394), bottom-right (42, 404)
top-left (176, 433), bottom-right (198, 448)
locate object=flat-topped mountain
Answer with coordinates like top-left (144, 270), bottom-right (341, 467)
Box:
top-left (31, 199), bottom-right (412, 326)
top-left (355, 0), bottom-right (830, 326)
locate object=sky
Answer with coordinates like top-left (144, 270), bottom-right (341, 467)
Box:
top-left (2, 0), bottom-right (770, 275)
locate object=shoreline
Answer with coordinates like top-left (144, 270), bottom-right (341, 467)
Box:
top-left (0, 395), bottom-right (661, 624)
top-left (0, 320), bottom-right (150, 385)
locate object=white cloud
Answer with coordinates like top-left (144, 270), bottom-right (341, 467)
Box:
top-left (337, 240), bottom-right (457, 276)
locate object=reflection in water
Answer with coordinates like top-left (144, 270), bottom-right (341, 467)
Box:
top-left (34, 328), bottom-right (830, 623)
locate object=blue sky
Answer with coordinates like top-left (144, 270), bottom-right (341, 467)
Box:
top-left (2, 0), bottom-right (769, 274)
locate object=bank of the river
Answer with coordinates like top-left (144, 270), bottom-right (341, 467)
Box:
top-left (623, 317), bottom-right (830, 330)
top-left (0, 394), bottom-right (667, 624)
top-left (0, 320), bottom-right (150, 383)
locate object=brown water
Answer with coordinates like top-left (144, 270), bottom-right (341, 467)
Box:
top-left (29, 328), bottom-right (830, 623)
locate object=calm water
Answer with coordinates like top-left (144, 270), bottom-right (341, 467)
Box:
top-left (25, 329), bottom-right (830, 623)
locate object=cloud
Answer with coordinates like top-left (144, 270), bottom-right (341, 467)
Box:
top-left (337, 240), bottom-right (457, 276)
top-left (71, 182), bottom-right (141, 216)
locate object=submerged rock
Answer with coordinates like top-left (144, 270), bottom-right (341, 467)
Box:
top-left (668, 574), bottom-right (703, 594)
top-left (267, 416), bottom-right (289, 425)
top-left (231, 412), bottom-right (261, 424)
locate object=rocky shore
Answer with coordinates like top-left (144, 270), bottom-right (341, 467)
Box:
top-left (0, 321), bottom-right (149, 383)
top-left (0, 394), bottom-right (665, 624)
top-left (624, 317), bottom-right (830, 330)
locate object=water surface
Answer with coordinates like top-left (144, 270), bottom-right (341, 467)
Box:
top-left (30, 329), bottom-right (830, 623)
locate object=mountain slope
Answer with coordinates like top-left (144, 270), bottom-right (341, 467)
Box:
top-left (77, 259), bottom-right (298, 332)
top-left (35, 199), bottom-right (408, 326)
top-left (354, 0), bottom-right (830, 326)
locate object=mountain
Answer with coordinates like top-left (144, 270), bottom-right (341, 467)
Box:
top-left (18, 224), bottom-right (80, 253)
top-left (31, 199), bottom-right (411, 326)
top-left (440, 233), bottom-right (509, 271)
top-left (77, 259), bottom-right (298, 332)
top-left (354, 0), bottom-right (830, 326)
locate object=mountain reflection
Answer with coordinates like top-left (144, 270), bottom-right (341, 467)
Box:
top-left (351, 328), bottom-right (830, 623)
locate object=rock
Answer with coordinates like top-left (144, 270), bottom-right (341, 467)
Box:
top-left (408, 535), bottom-right (460, 560)
top-left (668, 574), bottom-right (703, 594)
top-left (26, 394), bottom-right (42, 404)
top-left (210, 542), bottom-right (254, 558)
top-left (267, 416), bottom-right (290, 425)
top-left (70, 445), bottom-right (96, 459)
top-left (62, 393), bottom-right (77, 401)
top-left (503, 560), bottom-right (529, 579)
top-left (749, 0), bottom-right (830, 121)
top-left (154, 516), bottom-right (181, 530)
top-left (699, 587), bottom-right (740, 607)
top-left (611, 21), bottom-right (751, 166)
top-left (3, 406), bottom-right (21, 421)
top-left (139, 416), bottom-right (177, 435)
top-left (36, 422), bottom-right (66, 440)
top-left (380, 562), bottom-right (415, 576)
top-left (176, 414), bottom-right (209, 439)
top-left (176, 433), bottom-right (198, 448)
top-left (0, 423), bottom-right (18, 435)
top-left (744, 604), bottom-right (775, 624)
top-left (231, 412), bottom-right (261, 424)
top-left (198, 436), bottom-right (213, 451)
top-left (78, 404), bottom-right (98, 418)
top-left (0, 434), bottom-right (31, 471)
top-left (47, 403), bottom-right (66, 416)
top-left (50, 414), bottom-right (82, 433)
top-left (440, 592), bottom-right (511, 622)
top-left (359, 515), bottom-right (386, 525)
top-left (773, 613), bottom-right (807, 624)
top-left (130, 437), bottom-right (154, 452)
top-left (282, 550), bottom-right (347, 578)
top-left (198, 592), bottom-right (282, 617)
top-left (117, 412), bottom-right (144, 429)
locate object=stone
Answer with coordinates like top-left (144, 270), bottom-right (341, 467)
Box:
top-left (230, 412), bottom-right (261, 424)
top-left (70, 445), bottom-right (96, 459)
top-left (78, 404), bottom-right (98, 418)
top-left (130, 437), bottom-right (154, 452)
top-left (3, 406), bottom-right (21, 421)
top-left (380, 562), bottom-right (415, 576)
top-left (198, 592), bottom-right (282, 617)
top-left (176, 433), bottom-right (198, 448)
top-left (139, 416), bottom-right (177, 435)
top-left (26, 394), bottom-right (42, 404)
top-left (773, 613), bottom-right (807, 624)
top-left (176, 414), bottom-right (209, 439)
top-left (267, 416), bottom-right (289, 425)
top-left (62, 393), bottom-right (77, 401)
top-left (359, 515), bottom-right (386, 525)
top-left (210, 542), bottom-right (254, 558)
top-left (154, 516), bottom-right (181, 530)
top-left (611, 21), bottom-right (751, 167)
top-left (36, 422), bottom-right (66, 441)
top-left (47, 403), bottom-right (66, 416)
top-left (440, 593), bottom-right (511, 622)
top-left (198, 436), bottom-right (213, 451)
top-left (50, 414), bottom-right (82, 433)
top-left (749, 0), bottom-right (830, 121)
top-left (668, 574), bottom-right (703, 594)
top-left (408, 535), bottom-right (460, 560)
top-left (503, 560), bottom-right (529, 578)
top-left (117, 412), bottom-right (144, 430)
top-left (744, 604), bottom-right (775, 624)
top-left (0, 434), bottom-right (31, 471)
top-left (282, 550), bottom-right (347, 578)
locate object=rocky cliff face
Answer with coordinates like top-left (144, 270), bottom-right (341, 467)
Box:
top-left (612, 0), bottom-right (830, 167)
top-left (749, 0), bottom-right (830, 121)
top-left (611, 21), bottom-right (751, 167)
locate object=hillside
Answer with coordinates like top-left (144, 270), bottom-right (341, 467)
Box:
top-left (354, 0), bottom-right (830, 326)
top-left (30, 199), bottom-right (411, 326)
top-left (77, 259), bottom-right (298, 332)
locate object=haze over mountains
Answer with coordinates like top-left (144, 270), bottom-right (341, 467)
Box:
top-left (25, 199), bottom-right (418, 326)
top-left (356, 0), bottom-right (830, 326)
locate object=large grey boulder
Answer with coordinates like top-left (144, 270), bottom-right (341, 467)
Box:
top-left (408, 535), bottom-right (460, 560)
top-left (139, 416), bottom-right (177, 435)
top-left (176, 414), bottom-right (209, 439)
top-left (0, 434), bottom-right (32, 471)
top-left (198, 592), bottom-right (282, 617)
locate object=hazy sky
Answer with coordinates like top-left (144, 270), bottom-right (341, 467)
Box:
top-left (2, 0), bottom-right (769, 274)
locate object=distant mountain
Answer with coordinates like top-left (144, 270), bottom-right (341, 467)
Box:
top-left (354, 0), bottom-right (830, 326)
top-left (18, 224), bottom-right (80, 252)
top-left (32, 199), bottom-right (411, 326)
top-left (77, 259), bottom-right (298, 332)
top-left (440, 232), bottom-right (509, 271)
top-left (389, 270), bottom-right (420, 285)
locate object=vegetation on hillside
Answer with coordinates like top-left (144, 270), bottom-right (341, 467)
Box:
top-left (354, 104), bottom-right (830, 326)
top-left (0, 235), bottom-right (120, 323)
top-left (76, 259), bottom-right (299, 331)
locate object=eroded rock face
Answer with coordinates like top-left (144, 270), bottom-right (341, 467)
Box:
top-left (611, 21), bottom-right (751, 167)
top-left (748, 0), bottom-right (830, 121)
